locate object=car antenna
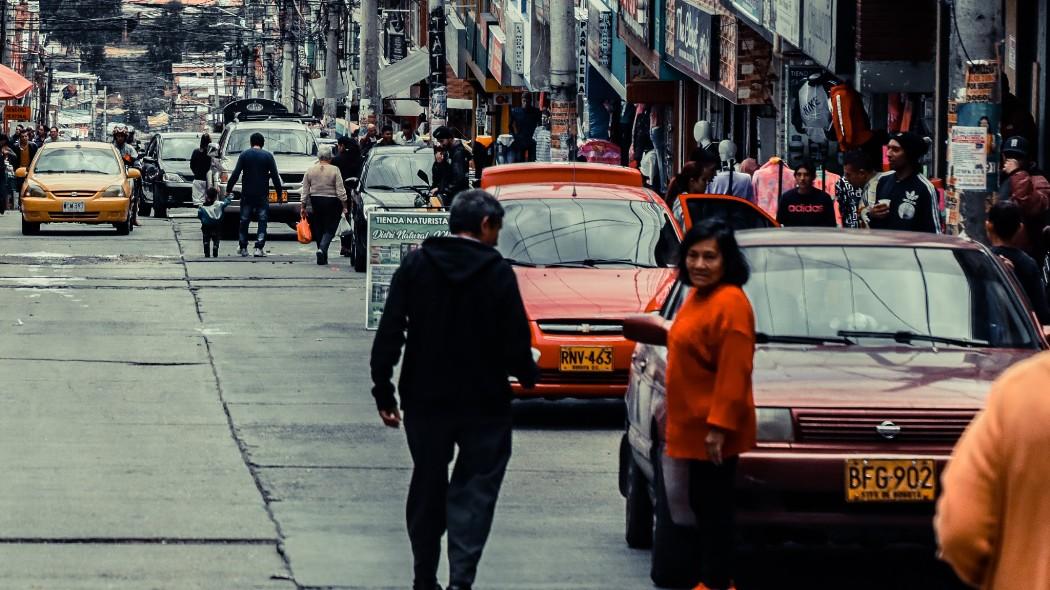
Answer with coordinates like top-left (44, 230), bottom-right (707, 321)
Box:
top-left (571, 149), bottom-right (578, 197)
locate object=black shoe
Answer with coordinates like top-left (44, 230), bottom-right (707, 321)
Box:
top-left (204, 251), bottom-right (211, 258)
top-left (413, 583), bottom-right (442, 590)
top-left (446, 585), bottom-right (471, 590)
top-left (316, 251), bottom-right (324, 265)
top-left (339, 248), bottom-right (351, 257)
top-left (212, 247), bottom-right (219, 258)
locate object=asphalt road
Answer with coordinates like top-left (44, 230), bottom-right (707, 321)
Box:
top-left (0, 213), bottom-right (967, 589)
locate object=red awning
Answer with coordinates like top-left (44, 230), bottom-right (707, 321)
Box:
top-left (0, 63), bottom-right (33, 100)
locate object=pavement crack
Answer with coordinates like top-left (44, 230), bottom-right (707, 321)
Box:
top-left (0, 357), bottom-right (206, 367)
top-left (0, 538), bottom-right (277, 545)
top-left (173, 221), bottom-right (301, 589)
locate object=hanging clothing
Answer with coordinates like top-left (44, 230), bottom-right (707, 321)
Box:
top-left (829, 83), bottom-right (874, 151)
top-left (751, 159), bottom-right (796, 219)
top-left (813, 170), bottom-right (842, 225)
top-left (798, 83), bottom-right (832, 142)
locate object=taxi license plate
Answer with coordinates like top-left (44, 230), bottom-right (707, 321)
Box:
top-left (268, 191), bottom-right (287, 203)
top-left (845, 458), bottom-right (936, 502)
top-left (559, 346), bottom-right (614, 372)
top-left (62, 201), bottom-right (86, 213)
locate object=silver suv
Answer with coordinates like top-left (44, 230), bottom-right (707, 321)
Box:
top-left (216, 117), bottom-right (318, 225)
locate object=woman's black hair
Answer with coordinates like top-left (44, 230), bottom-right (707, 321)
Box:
top-left (677, 219), bottom-right (750, 287)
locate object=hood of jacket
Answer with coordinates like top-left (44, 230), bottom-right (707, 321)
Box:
top-left (421, 236), bottom-right (503, 284)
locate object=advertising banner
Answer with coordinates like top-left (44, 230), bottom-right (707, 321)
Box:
top-left (366, 211), bottom-right (451, 330)
top-left (666, 0), bottom-right (716, 81)
top-left (587, 0), bottom-right (613, 69)
top-left (949, 126), bottom-right (990, 191)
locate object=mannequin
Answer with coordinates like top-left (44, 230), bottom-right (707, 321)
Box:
top-left (708, 139), bottom-right (754, 200)
top-left (693, 120), bottom-right (719, 158)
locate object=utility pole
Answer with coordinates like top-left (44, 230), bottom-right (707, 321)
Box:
top-left (360, 0), bottom-right (379, 128)
top-left (213, 52), bottom-right (221, 128)
top-left (101, 85), bottom-right (108, 138)
top-left (947, 0), bottom-right (1003, 241)
top-left (548, 0), bottom-right (576, 161)
top-left (0, 0), bottom-right (8, 66)
top-left (323, 0), bottom-right (341, 123)
top-left (262, 0), bottom-right (274, 99)
top-left (427, 0), bottom-right (446, 132)
top-left (280, 0), bottom-right (295, 111)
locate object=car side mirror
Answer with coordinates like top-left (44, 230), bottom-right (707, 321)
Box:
top-left (126, 168), bottom-right (142, 180)
top-left (417, 169), bottom-right (430, 185)
top-left (623, 314), bottom-right (669, 346)
top-left (15, 167), bottom-right (27, 178)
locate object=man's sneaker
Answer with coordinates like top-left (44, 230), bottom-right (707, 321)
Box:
top-left (316, 250), bottom-right (325, 265)
top-left (212, 247), bottom-right (219, 258)
top-left (253, 247), bottom-right (266, 257)
top-left (238, 247), bottom-right (249, 257)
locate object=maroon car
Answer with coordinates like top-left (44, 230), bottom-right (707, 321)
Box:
top-left (619, 228), bottom-right (1049, 587)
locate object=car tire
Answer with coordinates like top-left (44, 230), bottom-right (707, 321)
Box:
top-left (138, 198), bottom-right (152, 217)
top-left (21, 218), bottom-right (40, 235)
top-left (650, 442), bottom-right (701, 589)
top-left (153, 186), bottom-right (167, 218)
top-left (625, 451), bottom-right (654, 549)
top-left (114, 220), bottom-right (131, 235)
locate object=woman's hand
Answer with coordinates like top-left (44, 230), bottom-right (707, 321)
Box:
top-left (705, 428), bottom-right (726, 465)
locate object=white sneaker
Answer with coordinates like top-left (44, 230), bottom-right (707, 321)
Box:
top-left (238, 247), bottom-right (249, 257)
top-left (253, 247), bottom-right (266, 257)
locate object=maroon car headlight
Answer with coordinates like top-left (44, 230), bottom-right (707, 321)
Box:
top-left (756, 407), bottom-right (794, 442)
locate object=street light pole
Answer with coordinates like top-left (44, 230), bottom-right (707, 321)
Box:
top-left (549, 0), bottom-right (576, 161)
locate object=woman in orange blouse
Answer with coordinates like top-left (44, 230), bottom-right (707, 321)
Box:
top-left (665, 219), bottom-right (756, 590)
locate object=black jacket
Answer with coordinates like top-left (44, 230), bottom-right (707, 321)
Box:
top-left (370, 237), bottom-right (538, 414)
top-left (332, 144), bottom-right (362, 183)
top-left (190, 148), bottom-right (212, 181)
top-left (434, 141), bottom-right (470, 203)
top-left (10, 142), bottom-right (37, 171)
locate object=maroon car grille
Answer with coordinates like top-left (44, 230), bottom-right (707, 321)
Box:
top-left (538, 369), bottom-right (629, 385)
top-left (795, 410), bottom-right (975, 444)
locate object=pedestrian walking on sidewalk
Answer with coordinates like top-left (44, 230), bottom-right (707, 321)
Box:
top-left (665, 219), bottom-right (756, 590)
top-left (997, 136), bottom-right (1049, 266)
top-left (370, 190), bottom-right (539, 590)
top-left (197, 187), bottom-right (232, 258)
top-left (776, 161), bottom-right (837, 227)
top-left (190, 133), bottom-right (214, 207)
top-left (936, 352), bottom-right (1050, 590)
top-left (986, 201), bottom-right (1050, 323)
top-left (332, 136), bottom-right (363, 258)
top-left (225, 132), bottom-right (282, 257)
top-left (301, 145), bottom-right (348, 265)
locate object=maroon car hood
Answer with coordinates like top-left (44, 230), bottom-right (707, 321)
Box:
top-left (753, 347), bottom-right (1037, 410)
top-left (513, 267), bottom-right (676, 320)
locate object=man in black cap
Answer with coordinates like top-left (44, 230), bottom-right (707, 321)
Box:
top-left (997, 135), bottom-right (1049, 265)
top-left (431, 126), bottom-right (470, 206)
top-left (868, 132), bottom-right (940, 233)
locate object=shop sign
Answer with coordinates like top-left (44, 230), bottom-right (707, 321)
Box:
top-left (365, 211), bottom-right (451, 330)
top-left (619, 0), bottom-right (650, 44)
top-left (3, 105), bottom-right (30, 121)
top-left (576, 8), bottom-right (588, 96)
top-left (802, 0), bottom-right (835, 70)
top-left (666, 0), bottom-right (715, 81)
top-left (507, 11), bottom-right (526, 75)
top-left (730, 0), bottom-right (762, 24)
top-left (386, 30), bottom-right (406, 63)
top-left (773, 0), bottom-right (800, 47)
top-left (587, 0), bottom-right (613, 69)
top-left (488, 25), bottom-right (506, 85)
top-left (964, 60), bottom-right (999, 102)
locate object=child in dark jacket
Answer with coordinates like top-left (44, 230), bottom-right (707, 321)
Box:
top-left (198, 187), bottom-right (232, 257)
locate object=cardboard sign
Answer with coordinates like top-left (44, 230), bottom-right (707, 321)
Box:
top-left (4, 105), bottom-right (30, 121)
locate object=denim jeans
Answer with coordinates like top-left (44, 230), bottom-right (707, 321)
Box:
top-left (239, 199), bottom-right (269, 249)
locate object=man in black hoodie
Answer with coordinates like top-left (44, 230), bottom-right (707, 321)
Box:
top-left (370, 189), bottom-right (538, 590)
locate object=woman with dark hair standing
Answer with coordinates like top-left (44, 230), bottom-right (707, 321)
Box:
top-left (665, 151), bottom-right (720, 224)
top-left (190, 133), bottom-right (214, 208)
top-left (665, 219), bottom-right (756, 590)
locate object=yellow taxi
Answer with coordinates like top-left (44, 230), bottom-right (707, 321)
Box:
top-left (18, 141), bottom-right (140, 235)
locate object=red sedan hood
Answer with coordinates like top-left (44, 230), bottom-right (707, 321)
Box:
top-left (513, 267), bottom-right (676, 320)
top-left (754, 347), bottom-right (1036, 410)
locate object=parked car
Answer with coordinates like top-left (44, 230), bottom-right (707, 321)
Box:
top-left (139, 131), bottom-right (204, 217)
top-left (477, 164), bottom-right (684, 399)
top-left (215, 116), bottom-right (319, 229)
top-left (347, 144), bottom-right (435, 272)
top-left (18, 141), bottom-right (140, 235)
top-left (619, 228), bottom-right (1049, 587)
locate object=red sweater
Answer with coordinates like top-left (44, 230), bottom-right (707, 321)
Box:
top-left (664, 284), bottom-right (757, 461)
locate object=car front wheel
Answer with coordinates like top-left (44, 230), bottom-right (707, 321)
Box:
top-left (351, 216), bottom-right (367, 272)
top-left (21, 218), bottom-right (40, 235)
top-left (625, 450), bottom-right (654, 549)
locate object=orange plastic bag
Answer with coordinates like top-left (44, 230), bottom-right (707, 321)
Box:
top-left (296, 212), bottom-right (312, 244)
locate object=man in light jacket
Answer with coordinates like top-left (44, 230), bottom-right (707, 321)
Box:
top-left (935, 353), bottom-right (1050, 589)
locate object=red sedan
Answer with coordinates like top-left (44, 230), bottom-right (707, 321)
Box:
top-left (619, 228), bottom-right (1048, 587)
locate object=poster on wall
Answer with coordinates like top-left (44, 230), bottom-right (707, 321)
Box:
top-left (365, 211), bottom-right (451, 330)
top-left (956, 102), bottom-right (1001, 190)
top-left (964, 60), bottom-right (999, 102)
top-left (949, 126), bottom-right (990, 191)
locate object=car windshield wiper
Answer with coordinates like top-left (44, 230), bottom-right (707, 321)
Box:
top-left (547, 258), bottom-right (656, 268)
top-left (837, 330), bottom-right (991, 348)
top-left (165, 157), bottom-right (189, 161)
top-left (366, 184), bottom-right (396, 191)
top-left (395, 185), bottom-right (430, 191)
top-left (505, 258), bottom-right (537, 267)
top-left (757, 333), bottom-right (854, 345)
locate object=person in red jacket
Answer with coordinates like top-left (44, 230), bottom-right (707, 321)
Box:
top-left (997, 136), bottom-right (1049, 266)
top-left (665, 219), bottom-right (756, 590)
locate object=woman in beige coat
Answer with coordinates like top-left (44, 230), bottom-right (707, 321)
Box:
top-left (935, 352), bottom-right (1050, 588)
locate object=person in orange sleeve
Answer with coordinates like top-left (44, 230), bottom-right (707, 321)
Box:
top-left (665, 219), bottom-right (756, 590)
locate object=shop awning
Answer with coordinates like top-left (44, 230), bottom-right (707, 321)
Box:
top-left (379, 49), bottom-right (429, 99)
top-left (0, 63), bottom-right (33, 100)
